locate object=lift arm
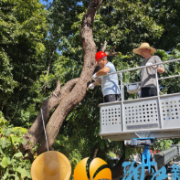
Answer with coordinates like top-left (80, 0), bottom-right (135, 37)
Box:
top-left (154, 144), bottom-right (180, 170)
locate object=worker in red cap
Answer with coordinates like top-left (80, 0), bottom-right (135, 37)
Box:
top-left (88, 51), bottom-right (121, 102)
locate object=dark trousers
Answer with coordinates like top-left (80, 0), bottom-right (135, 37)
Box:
top-left (141, 87), bottom-right (157, 98)
top-left (104, 94), bottom-right (121, 102)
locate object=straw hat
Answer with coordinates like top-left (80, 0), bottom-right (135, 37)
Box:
top-left (133, 42), bottom-right (156, 55)
top-left (31, 151), bottom-right (71, 180)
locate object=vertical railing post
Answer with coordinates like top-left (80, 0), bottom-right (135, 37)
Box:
top-left (119, 73), bottom-right (125, 132)
top-left (155, 67), bottom-right (163, 129)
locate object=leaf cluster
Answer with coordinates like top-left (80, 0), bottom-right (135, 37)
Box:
top-left (0, 0), bottom-right (48, 126)
top-left (1, 1), bottom-right (180, 178)
top-left (0, 111), bottom-right (32, 180)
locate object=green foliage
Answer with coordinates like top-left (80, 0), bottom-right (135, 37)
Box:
top-left (0, 111), bottom-right (32, 180)
top-left (1, 1), bottom-right (180, 178)
top-left (44, 0), bottom-right (180, 174)
top-left (0, 49), bottom-right (17, 94)
top-left (153, 139), bottom-right (173, 151)
top-left (53, 134), bottom-right (83, 176)
top-left (107, 151), bottom-right (116, 158)
top-left (0, 0), bottom-right (48, 126)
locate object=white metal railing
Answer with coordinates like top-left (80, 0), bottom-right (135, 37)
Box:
top-left (97, 58), bottom-right (180, 76)
top-left (96, 58), bottom-right (180, 100)
top-left (95, 58), bottom-right (180, 89)
top-left (97, 58), bottom-right (180, 137)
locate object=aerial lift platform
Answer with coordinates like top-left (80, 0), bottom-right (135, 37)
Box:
top-left (98, 58), bottom-right (180, 141)
top-left (97, 58), bottom-right (180, 177)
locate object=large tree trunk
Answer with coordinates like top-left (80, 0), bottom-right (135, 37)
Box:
top-left (22, 0), bottom-right (103, 156)
top-left (112, 143), bottom-right (126, 179)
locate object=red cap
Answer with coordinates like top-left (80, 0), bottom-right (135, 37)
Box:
top-left (95, 51), bottom-right (107, 61)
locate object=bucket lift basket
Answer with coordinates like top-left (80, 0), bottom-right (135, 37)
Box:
top-left (98, 58), bottom-right (180, 141)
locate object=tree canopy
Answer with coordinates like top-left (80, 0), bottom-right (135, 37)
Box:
top-left (1, 0), bottom-right (180, 179)
top-left (0, 0), bottom-right (48, 126)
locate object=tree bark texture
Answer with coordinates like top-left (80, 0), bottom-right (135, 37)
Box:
top-left (112, 144), bottom-right (126, 179)
top-left (92, 149), bottom-right (99, 159)
top-left (22, 1), bottom-right (125, 178)
top-left (22, 0), bottom-right (103, 155)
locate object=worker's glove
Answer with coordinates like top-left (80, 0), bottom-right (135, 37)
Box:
top-left (146, 63), bottom-right (154, 68)
top-left (92, 73), bottom-right (97, 80)
top-left (88, 83), bottom-right (95, 90)
top-left (138, 90), bottom-right (141, 98)
top-left (146, 62), bottom-right (157, 70)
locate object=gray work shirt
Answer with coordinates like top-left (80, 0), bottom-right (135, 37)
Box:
top-left (141, 56), bottom-right (164, 87)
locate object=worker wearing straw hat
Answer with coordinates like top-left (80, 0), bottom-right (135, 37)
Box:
top-left (31, 151), bottom-right (71, 180)
top-left (88, 51), bottom-right (121, 102)
top-left (133, 42), bottom-right (165, 98)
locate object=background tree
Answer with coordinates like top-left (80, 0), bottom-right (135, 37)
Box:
top-left (21, 0), bottom-right (104, 156)
top-left (1, 0), bottom-right (180, 179)
top-left (0, 0), bottom-right (48, 126)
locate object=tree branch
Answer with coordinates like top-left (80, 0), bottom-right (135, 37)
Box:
top-left (22, 78), bottom-right (79, 153)
top-left (37, 0), bottom-right (103, 153)
top-left (101, 40), bottom-right (108, 51)
top-left (92, 149), bottom-right (98, 159)
top-left (106, 52), bottom-right (119, 56)
top-left (98, 41), bottom-right (119, 57)
top-left (109, 46), bottom-right (116, 54)
top-left (112, 144), bottom-right (125, 179)
top-left (22, 0), bottom-right (103, 156)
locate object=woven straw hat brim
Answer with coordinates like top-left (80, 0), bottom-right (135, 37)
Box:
top-left (133, 46), bottom-right (156, 55)
top-left (31, 151), bottom-right (71, 180)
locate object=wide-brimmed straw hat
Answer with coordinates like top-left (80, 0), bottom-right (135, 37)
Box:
top-left (31, 151), bottom-right (71, 180)
top-left (133, 42), bottom-right (156, 55)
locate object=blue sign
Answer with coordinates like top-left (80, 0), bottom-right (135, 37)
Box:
top-left (122, 160), bottom-right (180, 180)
